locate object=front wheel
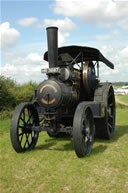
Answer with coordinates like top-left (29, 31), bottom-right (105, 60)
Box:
top-left (10, 103), bottom-right (39, 153)
top-left (73, 102), bottom-right (94, 158)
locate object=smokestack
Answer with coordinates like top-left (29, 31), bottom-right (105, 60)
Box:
top-left (46, 27), bottom-right (58, 68)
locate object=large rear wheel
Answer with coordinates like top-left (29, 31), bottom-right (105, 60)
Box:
top-left (94, 83), bottom-right (115, 139)
top-left (73, 102), bottom-right (94, 158)
top-left (10, 103), bottom-right (39, 153)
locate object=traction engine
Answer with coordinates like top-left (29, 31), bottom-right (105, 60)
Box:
top-left (10, 27), bottom-right (115, 158)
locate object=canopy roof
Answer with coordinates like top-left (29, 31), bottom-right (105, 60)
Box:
top-left (44, 45), bottom-right (114, 69)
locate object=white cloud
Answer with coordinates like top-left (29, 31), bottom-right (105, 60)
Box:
top-left (58, 31), bottom-right (69, 47)
top-left (120, 46), bottom-right (128, 58)
top-left (99, 45), bottom-right (128, 82)
top-left (101, 45), bottom-right (114, 57)
top-left (0, 52), bottom-right (48, 83)
top-left (118, 19), bottom-right (128, 31)
top-left (26, 53), bottom-right (43, 63)
top-left (54, 0), bottom-right (128, 30)
top-left (96, 29), bottom-right (120, 41)
top-left (42, 17), bottom-right (76, 46)
top-left (96, 35), bottom-right (111, 41)
top-left (0, 22), bottom-right (20, 50)
top-left (17, 17), bottom-right (38, 27)
top-left (43, 17), bottom-right (76, 32)
top-left (1, 44), bottom-right (128, 83)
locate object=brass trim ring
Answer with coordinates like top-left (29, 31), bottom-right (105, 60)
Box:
top-left (83, 61), bottom-right (89, 92)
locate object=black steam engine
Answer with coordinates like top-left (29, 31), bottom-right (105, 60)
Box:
top-left (10, 27), bottom-right (115, 158)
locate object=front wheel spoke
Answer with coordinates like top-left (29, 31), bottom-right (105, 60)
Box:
top-left (18, 132), bottom-right (24, 136)
top-left (24, 134), bottom-right (29, 148)
top-left (29, 134), bottom-right (32, 144)
top-left (18, 125), bottom-right (24, 129)
top-left (23, 109), bottom-right (25, 121)
top-left (109, 103), bottom-right (113, 107)
top-left (108, 122), bottom-right (112, 129)
top-left (27, 115), bottom-right (32, 124)
top-left (32, 131), bottom-right (37, 138)
top-left (82, 128), bottom-right (85, 135)
top-left (23, 134), bottom-right (29, 148)
top-left (109, 115), bottom-right (113, 119)
top-left (19, 133), bottom-right (24, 144)
top-left (20, 117), bottom-right (26, 124)
top-left (27, 133), bottom-right (31, 145)
top-left (27, 111), bottom-right (33, 124)
top-left (108, 92), bottom-right (112, 98)
top-left (24, 140), bottom-right (27, 149)
top-left (26, 133), bottom-right (29, 144)
top-left (85, 136), bottom-right (88, 142)
top-left (32, 119), bottom-right (35, 125)
top-left (89, 135), bottom-right (92, 142)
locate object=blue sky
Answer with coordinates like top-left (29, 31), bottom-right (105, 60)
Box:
top-left (0, 0), bottom-right (128, 83)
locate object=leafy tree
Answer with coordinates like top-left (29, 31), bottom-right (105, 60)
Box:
top-left (0, 76), bottom-right (16, 111)
top-left (14, 81), bottom-right (38, 105)
top-left (0, 75), bottom-right (38, 112)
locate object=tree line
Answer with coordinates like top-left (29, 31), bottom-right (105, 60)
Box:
top-left (0, 75), bottom-right (128, 119)
top-left (0, 75), bottom-right (38, 119)
top-left (112, 82), bottom-right (128, 87)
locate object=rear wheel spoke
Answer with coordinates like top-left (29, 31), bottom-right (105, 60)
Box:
top-left (94, 84), bottom-right (115, 139)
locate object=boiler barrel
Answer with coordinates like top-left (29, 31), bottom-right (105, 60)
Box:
top-left (36, 79), bottom-right (79, 108)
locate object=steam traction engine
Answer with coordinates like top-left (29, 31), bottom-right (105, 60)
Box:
top-left (10, 27), bottom-right (115, 158)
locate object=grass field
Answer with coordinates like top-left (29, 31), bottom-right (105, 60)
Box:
top-left (116, 95), bottom-right (128, 104)
top-left (0, 105), bottom-right (128, 193)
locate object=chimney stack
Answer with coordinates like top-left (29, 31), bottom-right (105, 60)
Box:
top-left (46, 27), bottom-right (58, 68)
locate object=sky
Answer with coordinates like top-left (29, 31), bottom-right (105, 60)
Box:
top-left (0, 0), bottom-right (128, 84)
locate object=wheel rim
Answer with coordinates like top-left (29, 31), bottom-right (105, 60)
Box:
top-left (81, 108), bottom-right (94, 155)
top-left (73, 103), bottom-right (94, 158)
top-left (107, 87), bottom-right (115, 136)
top-left (17, 106), bottom-right (38, 151)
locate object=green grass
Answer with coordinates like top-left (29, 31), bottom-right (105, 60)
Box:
top-left (0, 106), bottom-right (128, 193)
top-left (117, 95), bottom-right (128, 104)
top-left (0, 120), bottom-right (11, 134)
